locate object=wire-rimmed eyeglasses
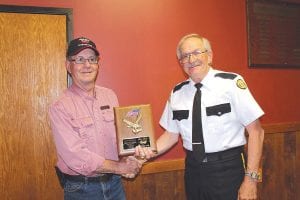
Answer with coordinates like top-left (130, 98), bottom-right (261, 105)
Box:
top-left (70, 56), bottom-right (99, 64)
top-left (179, 49), bottom-right (207, 64)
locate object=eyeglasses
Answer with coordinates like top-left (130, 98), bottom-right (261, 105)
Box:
top-left (179, 49), bottom-right (207, 64)
top-left (70, 56), bottom-right (99, 64)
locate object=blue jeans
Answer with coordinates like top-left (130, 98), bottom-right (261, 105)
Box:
top-left (64, 175), bottom-right (126, 200)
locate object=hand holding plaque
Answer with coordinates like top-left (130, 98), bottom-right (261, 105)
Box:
top-left (114, 104), bottom-right (157, 156)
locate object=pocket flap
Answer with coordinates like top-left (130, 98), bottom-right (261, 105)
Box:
top-left (78, 117), bottom-right (94, 127)
top-left (206, 103), bottom-right (231, 116)
top-left (173, 110), bottom-right (189, 121)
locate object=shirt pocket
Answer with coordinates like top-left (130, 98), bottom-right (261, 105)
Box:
top-left (205, 103), bottom-right (232, 134)
top-left (71, 117), bottom-right (94, 138)
top-left (206, 103), bottom-right (231, 117)
top-left (102, 109), bottom-right (114, 122)
top-left (173, 110), bottom-right (189, 121)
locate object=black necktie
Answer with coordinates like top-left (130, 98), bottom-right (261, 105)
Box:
top-left (192, 83), bottom-right (206, 162)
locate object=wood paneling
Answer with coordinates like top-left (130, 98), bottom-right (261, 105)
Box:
top-left (129, 159), bottom-right (185, 200)
top-left (258, 122), bottom-right (299, 200)
top-left (123, 122), bottom-right (300, 200)
top-left (123, 169), bottom-right (186, 200)
top-left (0, 13), bottom-right (66, 200)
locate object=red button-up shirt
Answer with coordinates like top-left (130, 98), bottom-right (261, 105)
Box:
top-left (49, 84), bottom-right (119, 176)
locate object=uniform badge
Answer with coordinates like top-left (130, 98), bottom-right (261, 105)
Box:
top-left (123, 108), bottom-right (142, 134)
top-left (236, 79), bottom-right (247, 89)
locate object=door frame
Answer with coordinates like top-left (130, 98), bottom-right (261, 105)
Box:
top-left (0, 4), bottom-right (73, 85)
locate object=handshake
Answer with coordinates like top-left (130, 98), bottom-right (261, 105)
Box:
top-left (119, 145), bottom-right (156, 179)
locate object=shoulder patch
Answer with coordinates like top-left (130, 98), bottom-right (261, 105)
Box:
top-left (236, 79), bottom-right (247, 89)
top-left (173, 81), bottom-right (190, 93)
top-left (215, 73), bottom-right (237, 80)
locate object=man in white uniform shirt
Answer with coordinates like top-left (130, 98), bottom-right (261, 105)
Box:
top-left (137, 33), bottom-right (264, 200)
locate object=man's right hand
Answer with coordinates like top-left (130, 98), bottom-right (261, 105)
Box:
top-left (134, 145), bottom-right (156, 161)
top-left (119, 156), bottom-right (142, 178)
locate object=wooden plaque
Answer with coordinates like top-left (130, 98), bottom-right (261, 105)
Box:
top-left (114, 104), bottom-right (157, 156)
top-left (247, 0), bottom-right (300, 68)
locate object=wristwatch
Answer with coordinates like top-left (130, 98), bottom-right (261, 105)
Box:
top-left (245, 171), bottom-right (260, 181)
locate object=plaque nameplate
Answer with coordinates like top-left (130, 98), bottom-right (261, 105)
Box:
top-left (114, 104), bottom-right (157, 156)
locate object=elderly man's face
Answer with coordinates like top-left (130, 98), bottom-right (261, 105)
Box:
top-left (66, 48), bottom-right (99, 90)
top-left (179, 37), bottom-right (212, 82)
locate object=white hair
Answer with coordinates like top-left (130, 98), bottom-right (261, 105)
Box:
top-left (176, 33), bottom-right (212, 59)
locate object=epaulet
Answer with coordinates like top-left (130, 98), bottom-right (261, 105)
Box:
top-left (214, 72), bottom-right (237, 80)
top-left (173, 81), bottom-right (190, 93)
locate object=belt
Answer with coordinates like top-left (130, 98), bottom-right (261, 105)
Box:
top-left (187, 146), bottom-right (244, 163)
top-left (63, 173), bottom-right (113, 183)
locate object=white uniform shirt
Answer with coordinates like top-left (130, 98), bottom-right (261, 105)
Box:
top-left (160, 68), bottom-right (264, 153)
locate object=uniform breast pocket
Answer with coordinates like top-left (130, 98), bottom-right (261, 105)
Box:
top-left (206, 103), bottom-right (231, 117)
top-left (173, 110), bottom-right (189, 121)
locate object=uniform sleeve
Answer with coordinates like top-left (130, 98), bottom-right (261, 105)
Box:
top-left (231, 76), bottom-right (264, 126)
top-left (159, 97), bottom-right (180, 134)
top-left (48, 101), bottom-right (105, 176)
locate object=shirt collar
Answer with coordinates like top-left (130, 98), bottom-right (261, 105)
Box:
top-left (188, 67), bottom-right (215, 90)
top-left (69, 83), bottom-right (96, 100)
top-left (201, 67), bottom-right (215, 87)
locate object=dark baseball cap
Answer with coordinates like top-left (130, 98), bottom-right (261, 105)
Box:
top-left (66, 37), bottom-right (100, 57)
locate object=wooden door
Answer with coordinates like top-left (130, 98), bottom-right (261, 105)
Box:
top-left (0, 11), bottom-right (67, 200)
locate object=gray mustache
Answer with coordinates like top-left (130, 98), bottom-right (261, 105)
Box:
top-left (185, 60), bottom-right (203, 68)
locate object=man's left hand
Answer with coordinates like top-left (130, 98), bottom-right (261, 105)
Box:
top-left (238, 178), bottom-right (258, 200)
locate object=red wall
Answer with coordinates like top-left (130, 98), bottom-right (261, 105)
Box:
top-left (2, 0), bottom-right (300, 160)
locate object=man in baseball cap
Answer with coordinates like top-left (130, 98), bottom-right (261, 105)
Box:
top-left (49, 36), bottom-right (142, 200)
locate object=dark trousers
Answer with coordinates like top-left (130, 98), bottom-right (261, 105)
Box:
top-left (185, 147), bottom-right (245, 200)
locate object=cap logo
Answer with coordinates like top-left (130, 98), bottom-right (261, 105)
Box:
top-left (78, 43), bottom-right (93, 47)
top-left (79, 38), bottom-right (90, 44)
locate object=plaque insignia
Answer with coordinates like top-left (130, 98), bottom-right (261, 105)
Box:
top-left (123, 108), bottom-right (142, 134)
top-left (114, 104), bottom-right (157, 156)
